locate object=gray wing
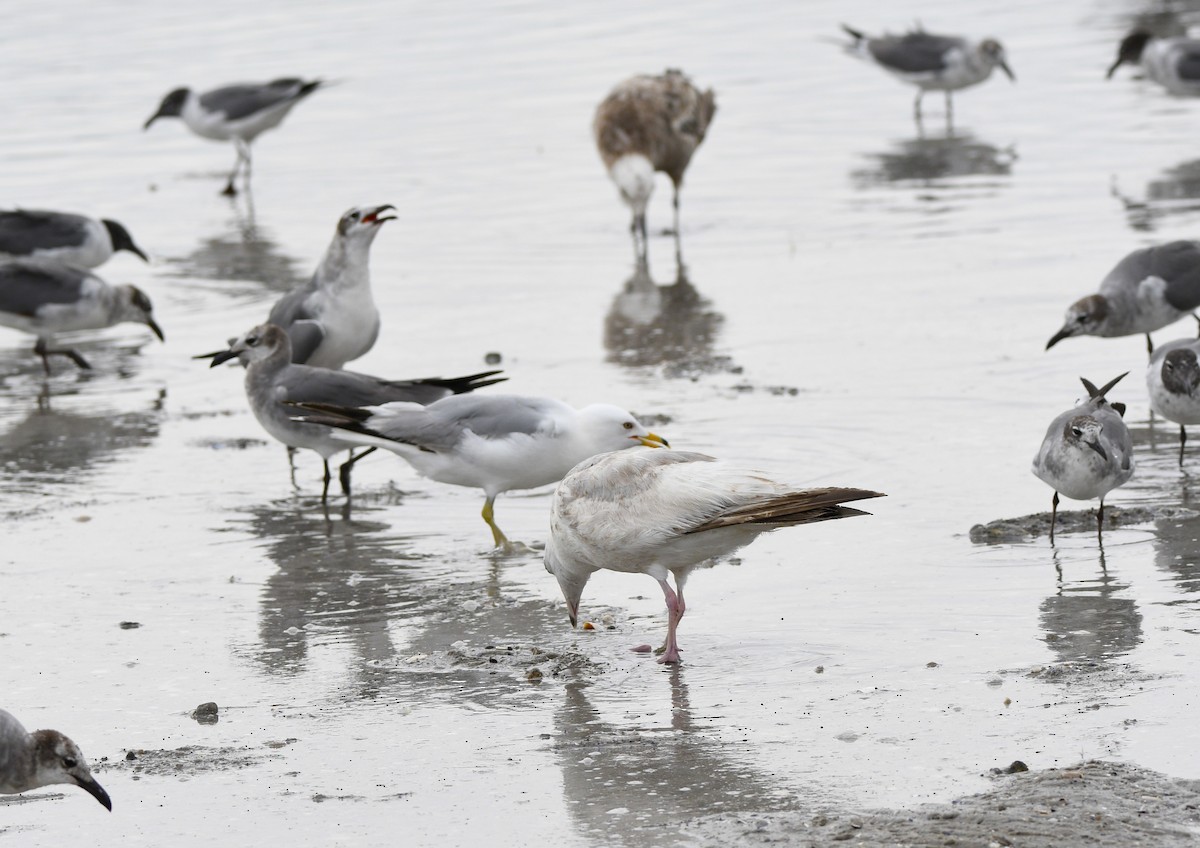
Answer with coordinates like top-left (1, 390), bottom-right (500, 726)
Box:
top-left (1170, 42), bottom-right (1200, 81)
top-left (1137, 241), bottom-right (1200, 310)
top-left (267, 283), bottom-right (325, 363)
top-left (0, 261), bottom-right (90, 316)
top-left (424, 394), bottom-right (563, 439)
top-left (869, 32), bottom-right (963, 73)
top-left (278, 366), bottom-right (455, 408)
top-left (0, 709), bottom-right (30, 790)
top-left (1097, 407), bottom-right (1134, 471)
top-left (199, 79), bottom-right (309, 121)
top-left (0, 210), bottom-right (86, 255)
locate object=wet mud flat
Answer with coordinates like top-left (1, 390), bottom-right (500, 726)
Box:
top-left (684, 760), bottom-right (1200, 847)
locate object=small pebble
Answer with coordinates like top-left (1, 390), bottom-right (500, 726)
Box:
top-left (118, 621), bottom-right (141, 630)
top-left (484, 352), bottom-right (502, 365)
top-left (631, 644), bottom-right (652, 653)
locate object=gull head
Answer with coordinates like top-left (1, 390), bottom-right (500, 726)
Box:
top-left (1162, 348), bottom-right (1200, 396)
top-left (115, 285), bottom-right (164, 342)
top-left (31, 729), bottom-right (112, 811)
top-left (1046, 295), bottom-right (1109, 349)
top-left (144, 87), bottom-right (190, 130)
top-left (1108, 30), bottom-right (1152, 79)
top-left (209, 323), bottom-right (287, 367)
top-left (979, 39), bottom-right (1015, 81)
top-left (1063, 415), bottom-right (1107, 462)
top-left (575, 404), bottom-right (669, 454)
top-left (336, 205), bottom-right (397, 242)
top-left (544, 536), bottom-right (590, 628)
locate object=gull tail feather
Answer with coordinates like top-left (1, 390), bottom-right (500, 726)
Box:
top-left (402, 370), bottom-right (507, 395)
top-left (1080, 372), bottom-right (1129, 402)
top-left (687, 487), bottom-right (885, 533)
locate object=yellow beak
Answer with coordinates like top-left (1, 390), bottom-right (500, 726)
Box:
top-left (640, 432), bottom-right (669, 448)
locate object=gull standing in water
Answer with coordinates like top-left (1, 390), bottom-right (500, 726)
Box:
top-left (0, 260), bottom-right (163, 373)
top-left (0, 709), bottom-right (111, 810)
top-left (1032, 374), bottom-right (1134, 544)
top-left (1107, 31), bottom-right (1200, 96)
top-left (144, 78), bottom-right (323, 195)
top-left (289, 395), bottom-right (668, 549)
top-left (841, 24), bottom-right (1014, 122)
top-left (1147, 338), bottom-right (1200, 465)
top-left (0, 210), bottom-right (147, 267)
top-left (1046, 240), bottom-right (1200, 356)
top-left (209, 323), bottom-right (505, 501)
top-left (545, 448), bottom-right (883, 664)
top-left (594, 69), bottom-right (716, 257)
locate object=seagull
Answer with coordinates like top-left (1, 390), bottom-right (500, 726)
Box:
top-left (0, 210), bottom-right (147, 267)
top-left (288, 394), bottom-right (669, 549)
top-left (1107, 31), bottom-right (1200, 96)
top-left (1046, 241), bottom-right (1200, 355)
top-left (0, 708), bottom-right (111, 810)
top-left (209, 323), bottom-right (505, 501)
top-left (594, 69), bottom-right (716, 256)
top-left (545, 449), bottom-right (883, 664)
top-left (0, 260), bottom-right (163, 373)
top-left (144, 78), bottom-right (323, 195)
top-left (265, 205), bottom-right (395, 369)
top-left (841, 24), bottom-right (1014, 122)
top-left (1032, 374), bottom-right (1134, 544)
top-left (1146, 338), bottom-right (1200, 465)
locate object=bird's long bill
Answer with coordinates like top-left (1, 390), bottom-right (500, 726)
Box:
top-left (640, 432), bottom-right (669, 448)
top-left (1088, 441), bottom-right (1109, 461)
top-left (567, 600), bottom-right (579, 628)
top-left (142, 110), bottom-right (164, 131)
top-left (146, 318), bottom-right (165, 342)
top-left (1105, 57), bottom-right (1125, 79)
top-left (130, 244), bottom-right (150, 263)
top-left (1045, 326), bottom-right (1072, 350)
top-left (362, 204), bottom-right (397, 224)
top-left (208, 348), bottom-right (239, 367)
top-left (999, 60), bottom-right (1015, 82)
top-left (75, 774), bottom-right (113, 811)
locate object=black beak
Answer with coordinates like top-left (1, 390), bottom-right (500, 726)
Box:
top-left (1105, 56), bottom-right (1125, 79)
top-left (75, 774), bottom-right (112, 811)
top-left (362, 204), bottom-right (397, 224)
top-left (999, 60), bottom-right (1015, 82)
top-left (1088, 440), bottom-right (1109, 461)
top-left (128, 243), bottom-right (150, 263)
top-left (208, 348), bottom-right (239, 367)
top-left (143, 112), bottom-right (161, 131)
top-left (1046, 327), bottom-right (1071, 350)
top-left (146, 318), bottom-right (165, 342)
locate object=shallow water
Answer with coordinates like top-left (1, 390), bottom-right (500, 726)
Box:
top-left (4, 0), bottom-right (1200, 844)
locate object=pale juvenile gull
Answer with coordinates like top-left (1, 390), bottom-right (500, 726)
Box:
top-left (289, 394), bottom-right (668, 549)
top-left (209, 323), bottom-right (505, 501)
top-left (1107, 31), bottom-right (1200, 96)
top-left (0, 708), bottom-right (111, 810)
top-left (841, 24), bottom-right (1014, 121)
top-left (0, 210), bottom-right (147, 267)
top-left (1032, 374), bottom-right (1134, 544)
top-left (594, 69), bottom-right (716, 256)
top-left (0, 260), bottom-right (163, 373)
top-left (1146, 338), bottom-right (1200, 465)
top-left (144, 78), bottom-right (323, 195)
top-left (545, 448), bottom-right (884, 664)
top-left (1046, 240), bottom-right (1200, 356)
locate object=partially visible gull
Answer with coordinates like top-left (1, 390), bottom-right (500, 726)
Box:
top-left (0, 708), bottom-right (111, 810)
top-left (0, 210), bottom-right (147, 267)
top-left (1107, 31), bottom-right (1200, 96)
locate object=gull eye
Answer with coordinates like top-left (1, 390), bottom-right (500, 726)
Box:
top-left (1075, 315), bottom-right (1088, 324)
top-left (62, 756), bottom-right (77, 769)
top-left (246, 335), bottom-right (259, 346)
top-left (622, 422), bottom-right (634, 430)
top-left (348, 211), bottom-right (360, 221)
top-left (1071, 427), bottom-right (1083, 437)
top-left (1165, 360), bottom-right (1175, 371)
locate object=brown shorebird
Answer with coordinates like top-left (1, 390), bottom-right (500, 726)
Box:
top-left (593, 69), bottom-right (715, 256)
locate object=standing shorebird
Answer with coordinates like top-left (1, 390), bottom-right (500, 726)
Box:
top-left (841, 24), bottom-right (1014, 122)
top-left (1032, 374), bottom-right (1134, 544)
top-left (144, 78), bottom-right (323, 195)
top-left (0, 708), bottom-right (111, 810)
top-left (1146, 338), bottom-right (1200, 466)
top-left (1107, 31), bottom-right (1200, 96)
top-left (594, 69), bottom-right (716, 257)
top-left (0, 210), bottom-right (147, 268)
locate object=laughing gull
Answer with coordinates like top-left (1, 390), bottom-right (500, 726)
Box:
top-left (0, 210), bottom-right (147, 268)
top-left (0, 709), bottom-right (111, 810)
top-left (1146, 338), bottom-right (1200, 465)
top-left (266, 205), bottom-right (395, 369)
top-left (545, 449), bottom-right (883, 664)
top-left (594, 69), bottom-right (716, 256)
top-left (209, 323), bottom-right (505, 501)
top-left (1107, 31), bottom-right (1200, 96)
top-left (841, 24), bottom-right (1015, 121)
top-left (0, 260), bottom-right (163, 373)
top-left (289, 395), bottom-right (668, 550)
top-left (1046, 241), bottom-right (1200, 355)
top-left (144, 78), bottom-right (323, 195)
top-left (1032, 374), bottom-right (1134, 544)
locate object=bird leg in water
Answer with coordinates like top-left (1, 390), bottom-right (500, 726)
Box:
top-left (671, 184), bottom-right (681, 236)
top-left (287, 447), bottom-right (298, 489)
top-left (33, 338), bottom-right (90, 373)
top-left (1049, 491), bottom-right (1059, 544)
top-left (321, 459), bottom-right (332, 504)
top-left (338, 447), bottom-right (377, 497)
top-left (655, 576), bottom-right (687, 664)
top-left (482, 496), bottom-right (511, 550)
top-left (1181, 425), bottom-right (1188, 467)
top-left (1146, 333), bottom-right (1155, 356)
top-left (223, 139), bottom-right (252, 196)
top-left (1097, 498), bottom-right (1105, 544)
top-left (913, 90), bottom-right (924, 123)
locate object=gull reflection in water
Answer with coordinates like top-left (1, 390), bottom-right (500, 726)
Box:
top-left (1113, 160), bottom-right (1200, 232)
top-left (851, 131), bottom-right (1016, 188)
top-left (165, 207), bottom-right (304, 296)
top-left (604, 257), bottom-right (736, 378)
top-left (1041, 550), bottom-right (1142, 664)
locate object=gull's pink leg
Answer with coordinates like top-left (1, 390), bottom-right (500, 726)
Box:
top-left (656, 577), bottom-right (686, 664)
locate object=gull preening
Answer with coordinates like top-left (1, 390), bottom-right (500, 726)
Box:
top-left (0, 210), bottom-right (147, 268)
top-left (1107, 31), bottom-right (1200, 96)
top-left (209, 323), bottom-right (505, 501)
top-left (144, 78), bottom-right (323, 195)
top-left (545, 448), bottom-right (883, 664)
top-left (594, 69), bottom-right (716, 256)
top-left (1147, 338), bottom-right (1200, 465)
top-left (1046, 240), bottom-right (1200, 355)
top-left (1032, 374), bottom-right (1134, 544)
top-left (0, 260), bottom-right (163, 373)
top-left (289, 394), bottom-right (668, 549)
top-left (841, 24), bottom-right (1014, 122)
top-left (0, 708), bottom-right (111, 810)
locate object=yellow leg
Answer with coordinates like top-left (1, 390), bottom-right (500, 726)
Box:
top-left (482, 497), bottom-right (510, 549)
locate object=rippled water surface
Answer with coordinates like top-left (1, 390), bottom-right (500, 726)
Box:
top-left (4, 0), bottom-right (1200, 844)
